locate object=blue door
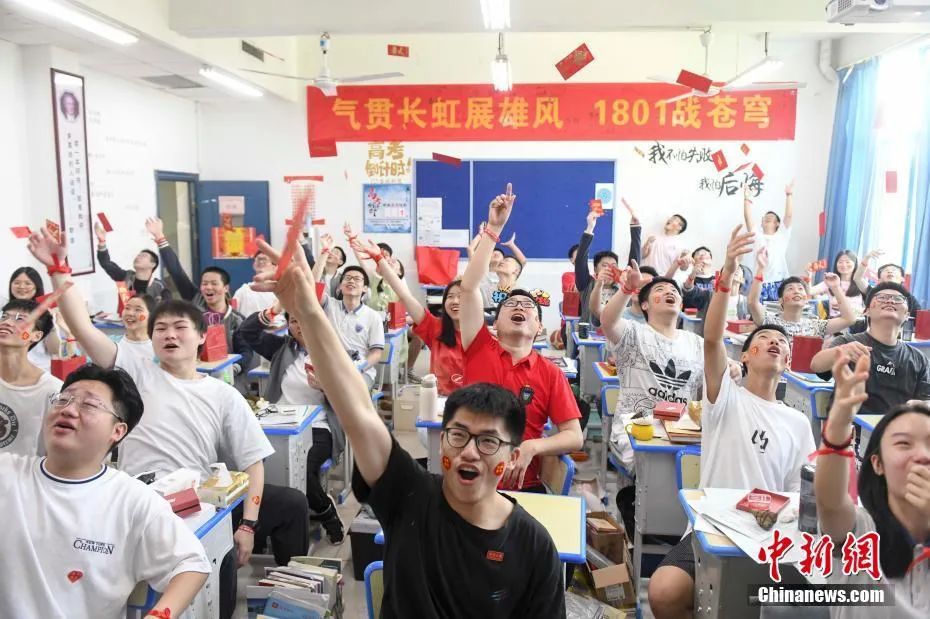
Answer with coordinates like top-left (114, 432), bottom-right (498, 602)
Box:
top-left (195, 181), bottom-right (270, 292)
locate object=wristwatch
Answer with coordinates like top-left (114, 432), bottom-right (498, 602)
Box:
top-left (240, 518), bottom-right (259, 529)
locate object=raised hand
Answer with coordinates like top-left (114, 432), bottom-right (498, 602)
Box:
top-left (357, 238), bottom-right (382, 262)
top-left (343, 222), bottom-right (356, 240)
top-left (320, 233), bottom-right (335, 253)
top-left (626, 260), bottom-right (646, 291)
top-left (785, 181), bottom-right (794, 196)
top-left (487, 182), bottom-right (516, 229)
top-left (504, 233), bottom-right (517, 247)
top-left (644, 235), bottom-right (656, 247)
top-left (836, 341), bottom-right (872, 365)
top-left (865, 249), bottom-right (885, 262)
top-left (723, 225), bottom-right (756, 274)
top-left (824, 272), bottom-right (841, 291)
top-left (252, 237), bottom-right (317, 314)
top-left (756, 247), bottom-right (769, 272)
top-left (27, 227), bottom-right (68, 268)
top-left (144, 217), bottom-right (165, 241)
top-left (94, 221), bottom-right (107, 244)
top-left (829, 352), bottom-right (870, 423)
top-left (585, 210), bottom-right (599, 233)
top-left (676, 251), bottom-right (693, 272)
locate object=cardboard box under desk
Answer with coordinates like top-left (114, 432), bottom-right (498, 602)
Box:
top-left (586, 511), bottom-right (627, 564)
top-left (392, 385), bottom-right (420, 432)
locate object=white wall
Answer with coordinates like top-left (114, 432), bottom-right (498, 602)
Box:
top-left (198, 32), bottom-right (838, 333)
top-left (0, 42), bottom-right (199, 311)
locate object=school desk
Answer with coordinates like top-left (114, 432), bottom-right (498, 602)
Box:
top-left (93, 318), bottom-right (126, 340)
top-left (593, 361), bottom-right (619, 385)
top-left (680, 312), bottom-right (702, 335)
top-left (128, 497), bottom-right (243, 619)
top-left (854, 413), bottom-right (883, 460)
top-left (261, 405), bottom-right (323, 490)
top-left (195, 353), bottom-right (242, 384)
top-left (679, 489), bottom-right (814, 619)
top-left (782, 371), bottom-right (834, 439)
top-left (562, 307), bottom-right (580, 359)
top-left (385, 325), bottom-right (409, 387)
top-left (724, 332), bottom-right (746, 361)
top-left (573, 331), bottom-right (607, 399)
top-left (247, 365), bottom-right (270, 395)
top-left (415, 395), bottom-right (447, 474)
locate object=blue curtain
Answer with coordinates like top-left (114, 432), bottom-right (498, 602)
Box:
top-left (819, 59), bottom-right (880, 272)
top-left (904, 48), bottom-right (930, 308)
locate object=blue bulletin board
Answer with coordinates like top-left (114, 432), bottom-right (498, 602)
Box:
top-left (414, 159), bottom-right (615, 259)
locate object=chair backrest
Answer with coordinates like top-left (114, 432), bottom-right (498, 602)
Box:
top-left (676, 445), bottom-right (702, 490)
top-left (372, 341), bottom-right (393, 393)
top-left (540, 453), bottom-right (575, 495)
top-left (365, 560), bottom-right (384, 619)
top-left (600, 385), bottom-right (619, 419)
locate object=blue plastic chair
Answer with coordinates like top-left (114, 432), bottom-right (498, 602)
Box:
top-left (364, 560), bottom-right (384, 619)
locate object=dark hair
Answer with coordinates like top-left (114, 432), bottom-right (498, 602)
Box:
top-left (739, 324), bottom-right (791, 376)
top-left (691, 246), bottom-right (712, 259)
top-left (639, 266), bottom-right (659, 278)
top-left (125, 293), bottom-right (157, 316)
top-left (502, 255), bottom-right (523, 277)
top-left (764, 211), bottom-right (782, 227)
top-left (138, 249), bottom-right (159, 270)
top-left (672, 214), bottom-right (688, 234)
top-left (877, 263), bottom-right (905, 280)
top-left (492, 248), bottom-right (506, 258)
top-left (442, 382), bottom-right (526, 445)
top-left (493, 288), bottom-right (543, 322)
top-left (567, 244), bottom-right (579, 260)
top-left (340, 265), bottom-right (370, 287)
top-left (332, 246), bottom-right (347, 266)
top-left (858, 403), bottom-right (930, 578)
top-left (61, 363), bottom-right (145, 440)
top-left (8, 267), bottom-right (44, 301)
top-left (437, 280), bottom-right (462, 348)
top-left (3, 299), bottom-right (53, 349)
top-left (637, 277), bottom-right (682, 321)
top-left (148, 300), bottom-right (206, 337)
top-left (201, 266), bottom-right (230, 287)
top-left (593, 250), bottom-right (619, 271)
top-left (777, 276), bottom-right (809, 300)
top-left (865, 281), bottom-right (914, 314)
top-left (376, 242), bottom-right (393, 257)
top-left (376, 260), bottom-right (404, 295)
top-left (832, 250), bottom-right (864, 299)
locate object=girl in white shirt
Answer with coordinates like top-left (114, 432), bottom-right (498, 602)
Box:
top-left (810, 250), bottom-right (866, 318)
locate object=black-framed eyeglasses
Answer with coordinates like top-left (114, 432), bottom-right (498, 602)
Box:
top-left (48, 392), bottom-right (123, 422)
top-left (501, 299), bottom-right (536, 310)
top-left (871, 294), bottom-right (907, 306)
top-left (443, 427), bottom-right (512, 456)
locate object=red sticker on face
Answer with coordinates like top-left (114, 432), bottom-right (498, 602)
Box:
top-left (67, 570), bottom-right (83, 583)
top-left (494, 462), bottom-right (506, 476)
top-left (750, 345), bottom-right (760, 355)
top-left (441, 456), bottom-right (451, 471)
top-left (20, 332), bottom-right (30, 341)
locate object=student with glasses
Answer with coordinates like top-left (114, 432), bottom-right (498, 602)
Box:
top-left (811, 282), bottom-right (930, 413)
top-left (0, 299), bottom-right (62, 456)
top-left (250, 240), bottom-right (565, 617)
top-left (0, 363), bottom-right (210, 617)
top-left (459, 183), bottom-right (583, 492)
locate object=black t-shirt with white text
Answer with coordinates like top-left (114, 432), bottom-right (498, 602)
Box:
top-left (352, 439), bottom-right (565, 619)
top-left (818, 332), bottom-right (930, 414)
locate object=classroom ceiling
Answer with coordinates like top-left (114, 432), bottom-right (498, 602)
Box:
top-left (168, 0), bottom-right (928, 37)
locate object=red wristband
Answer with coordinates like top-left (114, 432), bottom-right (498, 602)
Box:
top-left (154, 237), bottom-right (166, 245)
top-left (483, 228), bottom-right (501, 243)
top-left (621, 284), bottom-right (638, 296)
top-left (146, 610), bottom-right (171, 619)
top-left (47, 255), bottom-right (72, 276)
top-left (754, 275), bottom-right (764, 282)
top-left (238, 524), bottom-right (255, 535)
top-left (372, 253), bottom-right (383, 264)
top-left (713, 271), bottom-right (730, 294)
top-left (821, 426), bottom-right (854, 451)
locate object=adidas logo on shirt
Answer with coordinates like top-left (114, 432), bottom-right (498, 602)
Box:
top-left (649, 360), bottom-right (692, 393)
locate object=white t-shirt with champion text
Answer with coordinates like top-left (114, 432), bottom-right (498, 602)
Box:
top-left (323, 299), bottom-right (385, 382)
top-left (0, 372), bottom-right (62, 456)
top-left (114, 348), bottom-right (273, 479)
top-left (609, 321), bottom-right (704, 470)
top-left (0, 453), bottom-right (210, 619)
top-left (279, 350), bottom-right (329, 431)
top-left (700, 367), bottom-right (815, 492)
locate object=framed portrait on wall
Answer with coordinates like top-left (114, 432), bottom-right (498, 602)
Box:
top-left (51, 69), bottom-right (95, 275)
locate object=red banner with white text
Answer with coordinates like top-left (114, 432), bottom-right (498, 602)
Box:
top-left (306, 83), bottom-right (797, 145)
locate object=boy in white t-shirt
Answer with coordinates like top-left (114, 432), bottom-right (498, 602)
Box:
top-left (0, 362), bottom-right (210, 618)
top-left (232, 250), bottom-right (279, 319)
top-left (0, 298), bottom-right (62, 456)
top-left (744, 182), bottom-right (795, 302)
top-left (641, 213), bottom-right (687, 275)
top-left (29, 228), bottom-right (309, 619)
top-left (648, 226), bottom-right (816, 619)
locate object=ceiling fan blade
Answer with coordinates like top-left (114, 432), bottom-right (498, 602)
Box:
top-left (647, 74), bottom-right (679, 85)
top-left (722, 82), bottom-right (805, 92)
top-left (239, 68), bottom-right (319, 81)
top-left (316, 82), bottom-right (339, 97)
top-left (662, 91), bottom-right (698, 104)
top-left (334, 72), bottom-right (404, 84)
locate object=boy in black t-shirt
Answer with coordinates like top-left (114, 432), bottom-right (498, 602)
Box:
top-left (811, 282), bottom-right (930, 413)
top-left (253, 238), bottom-right (565, 619)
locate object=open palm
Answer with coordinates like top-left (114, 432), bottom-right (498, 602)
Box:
top-left (27, 227), bottom-right (67, 267)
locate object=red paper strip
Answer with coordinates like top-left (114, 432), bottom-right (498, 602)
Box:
top-left (733, 162), bottom-right (752, 173)
top-left (311, 219), bottom-right (326, 226)
top-left (309, 139), bottom-right (337, 158)
top-left (819, 212), bottom-right (826, 237)
top-left (97, 212), bottom-right (113, 232)
top-left (885, 170), bottom-right (898, 194)
top-left (589, 199), bottom-right (603, 215)
top-left (10, 226), bottom-right (31, 239)
top-left (555, 43), bottom-right (595, 80)
top-left (387, 44), bottom-right (409, 58)
top-left (284, 175), bottom-right (324, 183)
top-left (741, 143), bottom-right (751, 156)
top-left (676, 69), bottom-right (712, 94)
top-left (751, 163), bottom-right (765, 180)
top-left (46, 220), bottom-right (61, 244)
top-left (711, 150), bottom-right (728, 172)
top-left (432, 152), bottom-right (462, 167)
top-left (273, 196), bottom-right (309, 281)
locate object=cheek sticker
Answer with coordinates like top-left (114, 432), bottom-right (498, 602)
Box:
top-left (750, 345), bottom-right (760, 355)
top-left (138, 314), bottom-right (147, 322)
top-left (441, 456), bottom-right (452, 471)
top-left (494, 462), bottom-right (506, 476)
top-left (653, 295), bottom-right (663, 304)
top-left (20, 332), bottom-right (30, 341)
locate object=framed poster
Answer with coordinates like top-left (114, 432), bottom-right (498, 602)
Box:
top-left (363, 183), bottom-right (412, 233)
top-left (51, 69), bottom-right (95, 275)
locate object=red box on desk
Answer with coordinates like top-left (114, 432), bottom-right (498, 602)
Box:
top-left (387, 301), bottom-right (406, 329)
top-left (654, 401), bottom-right (685, 421)
top-left (736, 488), bottom-right (789, 515)
top-left (916, 310), bottom-right (930, 340)
top-left (726, 319), bottom-right (754, 334)
top-left (563, 291), bottom-right (581, 317)
top-left (790, 335), bottom-right (823, 374)
top-left (164, 488), bottom-right (202, 518)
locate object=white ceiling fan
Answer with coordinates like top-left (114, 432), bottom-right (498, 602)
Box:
top-left (240, 33), bottom-right (404, 97)
top-left (649, 31), bottom-right (804, 104)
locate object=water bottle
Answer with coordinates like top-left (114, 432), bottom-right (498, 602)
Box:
top-left (420, 374), bottom-right (438, 422)
top-left (578, 322), bottom-right (590, 340)
top-left (798, 464), bottom-right (818, 534)
top-left (902, 317), bottom-right (915, 342)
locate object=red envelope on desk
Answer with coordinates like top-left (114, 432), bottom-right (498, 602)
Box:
top-left (736, 489), bottom-right (789, 515)
top-left (164, 488), bottom-right (202, 518)
top-left (654, 401), bottom-right (685, 421)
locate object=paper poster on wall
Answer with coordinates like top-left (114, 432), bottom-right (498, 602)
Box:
top-left (211, 201), bottom-right (256, 259)
top-left (416, 197), bottom-right (442, 245)
top-left (51, 69), bottom-right (95, 275)
top-left (363, 183), bottom-right (412, 233)
top-left (438, 229), bottom-right (469, 248)
top-left (594, 183), bottom-right (614, 210)
top-left (218, 195), bottom-right (245, 215)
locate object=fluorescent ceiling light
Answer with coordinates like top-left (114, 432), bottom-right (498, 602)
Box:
top-left (492, 54), bottom-right (512, 92)
top-left (480, 0), bottom-right (511, 30)
top-left (9, 0), bottom-right (138, 46)
top-left (199, 67), bottom-right (263, 98)
top-left (727, 57), bottom-right (784, 89)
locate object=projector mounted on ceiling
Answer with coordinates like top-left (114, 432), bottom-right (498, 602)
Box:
top-left (826, 0), bottom-right (930, 23)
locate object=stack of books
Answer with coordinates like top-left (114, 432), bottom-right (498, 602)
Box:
top-left (662, 419), bottom-right (701, 445)
top-left (248, 557), bottom-right (344, 618)
top-left (197, 470), bottom-right (249, 508)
